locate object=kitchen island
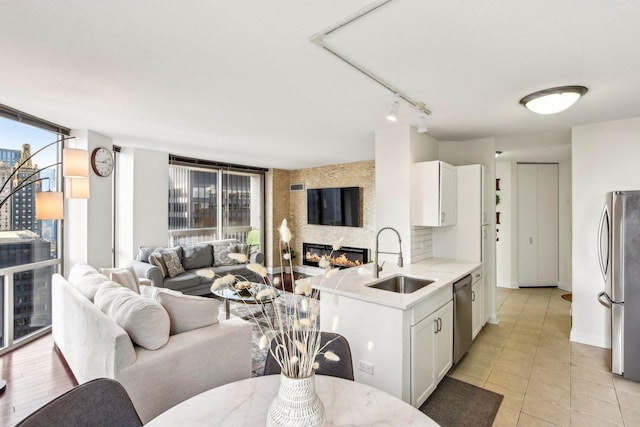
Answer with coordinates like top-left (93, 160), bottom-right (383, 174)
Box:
top-left (313, 258), bottom-right (481, 408)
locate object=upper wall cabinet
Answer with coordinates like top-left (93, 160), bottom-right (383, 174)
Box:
top-left (411, 161), bottom-right (457, 227)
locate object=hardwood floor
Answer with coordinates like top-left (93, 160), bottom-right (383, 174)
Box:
top-left (0, 275), bottom-right (301, 426)
top-left (0, 333), bottom-right (77, 427)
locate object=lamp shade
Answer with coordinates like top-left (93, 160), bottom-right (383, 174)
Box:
top-left (65, 177), bottom-right (90, 199)
top-left (36, 191), bottom-right (64, 220)
top-left (63, 148), bottom-right (89, 178)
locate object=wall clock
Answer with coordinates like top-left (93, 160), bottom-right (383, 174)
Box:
top-left (91, 147), bottom-right (114, 177)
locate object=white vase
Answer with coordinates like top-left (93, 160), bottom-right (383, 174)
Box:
top-left (267, 373), bottom-right (325, 427)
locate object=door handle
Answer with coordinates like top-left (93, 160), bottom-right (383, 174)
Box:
top-left (597, 291), bottom-right (612, 309)
top-left (434, 319), bottom-right (439, 333)
top-left (441, 212), bottom-right (445, 223)
top-left (437, 318), bottom-right (442, 332)
top-left (597, 204), bottom-right (610, 282)
top-left (472, 290), bottom-right (475, 302)
top-left (529, 237), bottom-right (533, 244)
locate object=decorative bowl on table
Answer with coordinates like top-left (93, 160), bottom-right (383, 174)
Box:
top-left (231, 281), bottom-right (254, 298)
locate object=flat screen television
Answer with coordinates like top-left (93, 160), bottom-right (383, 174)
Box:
top-left (307, 187), bottom-right (361, 227)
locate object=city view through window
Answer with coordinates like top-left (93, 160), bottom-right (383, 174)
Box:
top-left (0, 116), bottom-right (61, 350)
top-left (168, 164), bottom-right (263, 247)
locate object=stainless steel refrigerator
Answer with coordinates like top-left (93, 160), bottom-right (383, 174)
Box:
top-left (597, 190), bottom-right (640, 381)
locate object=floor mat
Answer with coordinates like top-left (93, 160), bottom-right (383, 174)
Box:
top-left (419, 376), bottom-right (503, 427)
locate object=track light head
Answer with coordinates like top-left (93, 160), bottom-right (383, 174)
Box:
top-left (417, 114), bottom-right (428, 133)
top-left (386, 96), bottom-right (400, 122)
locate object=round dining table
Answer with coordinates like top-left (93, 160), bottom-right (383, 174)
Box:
top-left (146, 374), bottom-right (439, 426)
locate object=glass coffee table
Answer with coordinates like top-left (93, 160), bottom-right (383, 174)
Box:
top-left (211, 283), bottom-right (280, 320)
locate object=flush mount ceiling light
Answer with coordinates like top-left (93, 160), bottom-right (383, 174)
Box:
top-left (386, 95), bottom-right (400, 122)
top-left (519, 85), bottom-right (588, 115)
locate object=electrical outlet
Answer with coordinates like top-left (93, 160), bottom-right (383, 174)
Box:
top-left (359, 360), bottom-right (374, 375)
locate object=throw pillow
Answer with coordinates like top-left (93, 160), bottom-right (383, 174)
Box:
top-left (149, 251), bottom-right (168, 277)
top-left (233, 243), bottom-right (250, 258)
top-left (95, 282), bottom-right (170, 350)
top-left (68, 263), bottom-right (111, 301)
top-left (99, 266), bottom-right (140, 293)
top-left (217, 248), bottom-right (239, 266)
top-left (181, 244), bottom-right (213, 270)
top-left (137, 246), bottom-right (158, 263)
top-left (161, 250), bottom-right (185, 278)
top-left (140, 286), bottom-right (220, 335)
top-left (212, 244), bottom-right (231, 267)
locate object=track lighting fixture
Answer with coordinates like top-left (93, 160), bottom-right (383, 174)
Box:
top-left (386, 95), bottom-right (400, 122)
top-left (417, 114), bottom-right (428, 133)
top-left (519, 85), bottom-right (588, 115)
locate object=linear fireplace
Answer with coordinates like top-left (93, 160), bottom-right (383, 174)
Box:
top-left (303, 243), bottom-right (369, 269)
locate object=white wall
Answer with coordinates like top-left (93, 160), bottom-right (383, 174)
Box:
top-left (375, 122), bottom-right (411, 264)
top-left (65, 130), bottom-right (113, 275)
top-left (571, 116), bottom-right (640, 347)
top-left (115, 147), bottom-right (168, 266)
top-left (558, 159), bottom-right (572, 290)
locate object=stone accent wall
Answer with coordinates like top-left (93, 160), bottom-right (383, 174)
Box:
top-left (288, 161), bottom-right (376, 267)
top-left (265, 160), bottom-right (375, 270)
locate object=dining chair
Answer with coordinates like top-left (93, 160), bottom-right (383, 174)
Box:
top-left (16, 378), bottom-right (142, 427)
top-left (263, 331), bottom-right (355, 380)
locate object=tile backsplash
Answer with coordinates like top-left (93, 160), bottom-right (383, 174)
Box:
top-left (411, 226), bottom-right (433, 263)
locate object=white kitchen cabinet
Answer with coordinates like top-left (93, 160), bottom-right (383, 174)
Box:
top-left (411, 161), bottom-right (457, 227)
top-left (410, 311), bottom-right (437, 406)
top-left (410, 300), bottom-right (453, 407)
top-left (434, 300), bottom-right (453, 381)
top-left (482, 166), bottom-right (491, 226)
top-left (517, 163), bottom-right (559, 286)
top-left (433, 163), bottom-right (495, 324)
top-left (471, 268), bottom-right (484, 339)
top-left (482, 224), bottom-right (491, 323)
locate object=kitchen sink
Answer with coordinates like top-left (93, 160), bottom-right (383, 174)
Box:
top-left (367, 275), bottom-right (435, 293)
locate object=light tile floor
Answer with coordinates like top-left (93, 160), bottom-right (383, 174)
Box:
top-left (448, 287), bottom-right (640, 426)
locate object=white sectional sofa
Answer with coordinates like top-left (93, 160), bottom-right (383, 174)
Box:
top-left (52, 263), bottom-right (252, 423)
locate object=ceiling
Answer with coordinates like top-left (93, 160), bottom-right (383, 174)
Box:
top-left (1, 0), bottom-right (639, 169)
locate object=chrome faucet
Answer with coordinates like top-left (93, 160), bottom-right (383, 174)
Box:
top-left (374, 227), bottom-right (403, 278)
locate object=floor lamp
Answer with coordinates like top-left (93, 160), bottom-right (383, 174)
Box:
top-left (0, 137), bottom-right (89, 394)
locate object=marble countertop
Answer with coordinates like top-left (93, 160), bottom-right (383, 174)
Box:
top-left (311, 258), bottom-right (481, 310)
top-left (146, 374), bottom-right (437, 426)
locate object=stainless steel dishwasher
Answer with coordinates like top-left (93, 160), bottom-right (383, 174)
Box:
top-left (453, 274), bottom-right (472, 364)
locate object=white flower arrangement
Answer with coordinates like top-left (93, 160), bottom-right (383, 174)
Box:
top-left (208, 218), bottom-right (351, 379)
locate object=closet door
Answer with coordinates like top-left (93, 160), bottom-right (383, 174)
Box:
top-left (536, 164), bottom-right (559, 285)
top-left (517, 163), bottom-right (559, 287)
top-left (517, 164), bottom-right (539, 285)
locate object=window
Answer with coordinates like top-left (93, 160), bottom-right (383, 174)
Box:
top-left (168, 156), bottom-right (266, 248)
top-left (0, 104), bottom-right (67, 353)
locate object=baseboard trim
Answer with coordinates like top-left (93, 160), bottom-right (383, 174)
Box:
top-left (570, 330), bottom-right (610, 348)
